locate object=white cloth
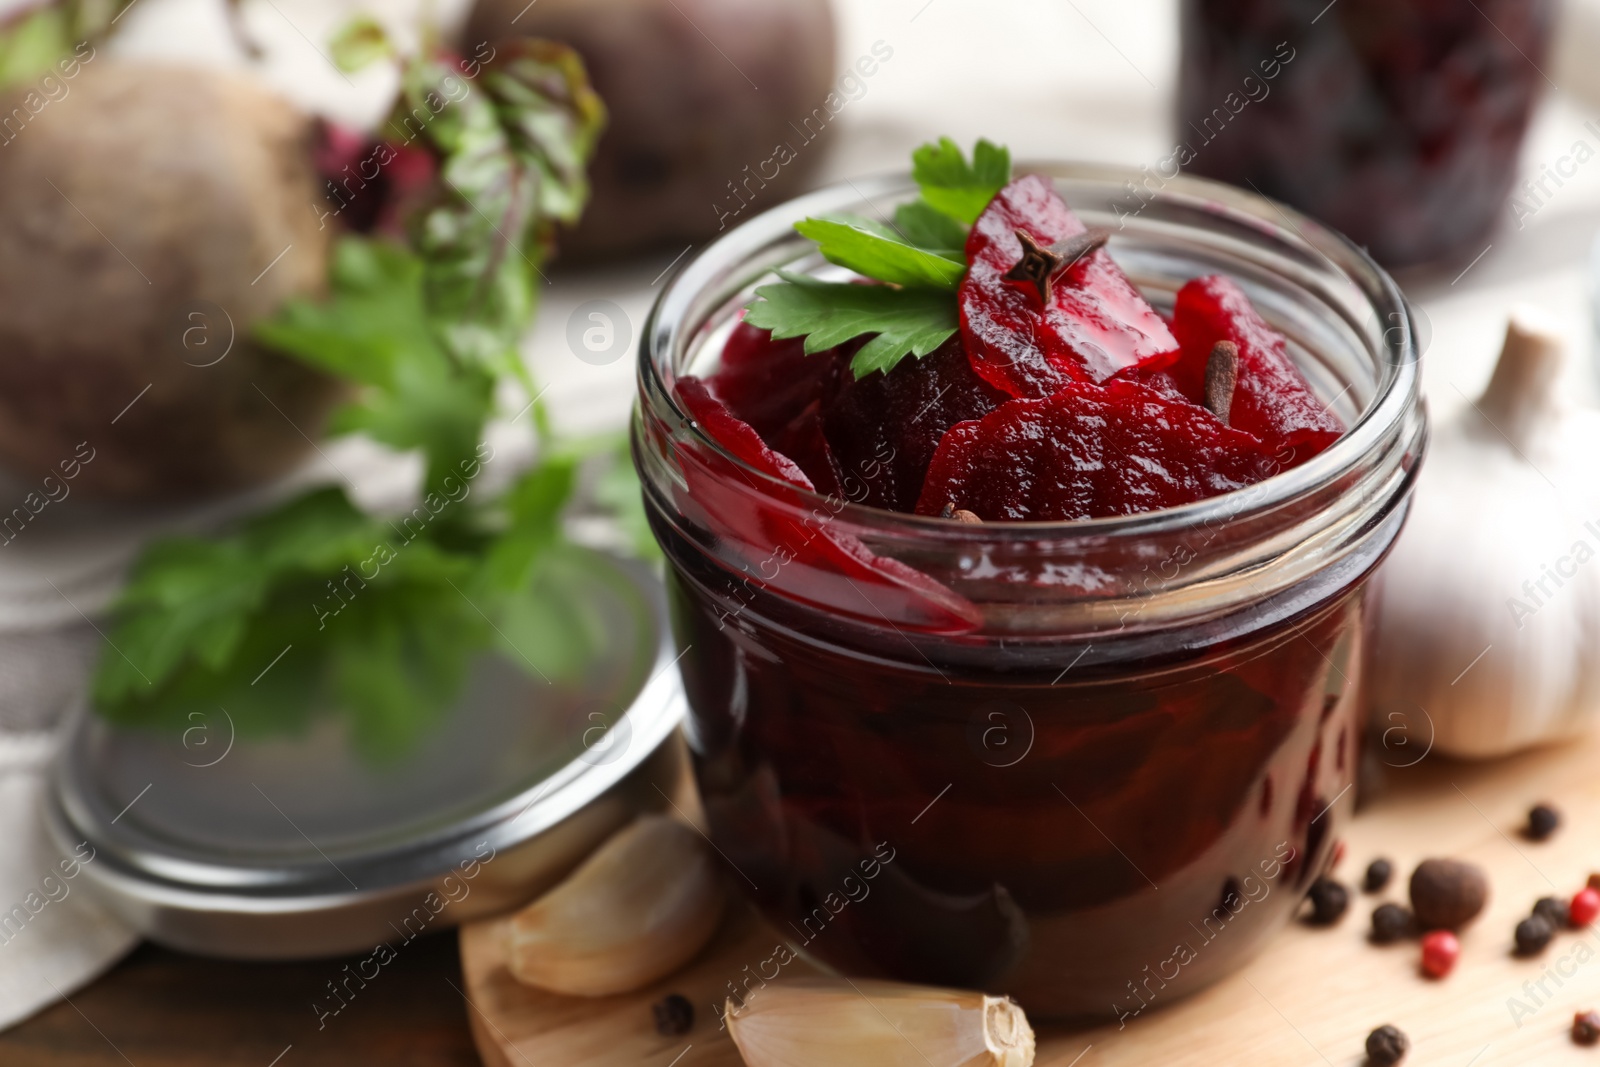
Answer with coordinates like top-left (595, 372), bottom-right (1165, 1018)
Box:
top-left (0, 628), bottom-right (137, 1031)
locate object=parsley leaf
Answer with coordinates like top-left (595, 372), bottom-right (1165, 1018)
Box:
top-left (745, 271), bottom-right (957, 378)
top-left (255, 239), bottom-right (494, 499)
top-left (742, 136), bottom-right (1010, 378)
top-left (794, 215), bottom-right (964, 290)
top-left (891, 200), bottom-right (969, 254)
top-left (911, 136), bottom-right (1012, 225)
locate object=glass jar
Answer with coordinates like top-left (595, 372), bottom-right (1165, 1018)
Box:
top-left (1178, 0), bottom-right (1555, 268)
top-left (633, 165), bottom-right (1425, 1020)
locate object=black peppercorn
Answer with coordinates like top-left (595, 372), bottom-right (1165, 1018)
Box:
top-left (1363, 857), bottom-right (1394, 893)
top-left (652, 993), bottom-right (694, 1036)
top-left (1527, 803), bottom-right (1561, 841)
top-left (1370, 903), bottom-right (1413, 944)
top-left (1575, 1011), bottom-right (1600, 1046)
top-left (1307, 877), bottom-right (1350, 925)
top-left (1515, 915), bottom-right (1554, 955)
top-left (1366, 1023), bottom-right (1409, 1065)
top-left (1535, 896), bottom-right (1570, 930)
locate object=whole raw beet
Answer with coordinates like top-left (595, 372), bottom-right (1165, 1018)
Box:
top-left (0, 62), bottom-right (342, 500)
top-left (464, 0), bottom-right (837, 257)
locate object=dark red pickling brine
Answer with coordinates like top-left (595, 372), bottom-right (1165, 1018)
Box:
top-left (959, 173), bottom-right (1179, 398)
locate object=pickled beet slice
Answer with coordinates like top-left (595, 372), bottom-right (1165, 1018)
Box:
top-left (959, 174), bottom-right (1178, 398)
top-left (914, 379), bottom-right (1278, 521)
top-left (707, 320), bottom-right (845, 439)
top-left (1169, 275), bottom-right (1343, 464)
top-left (676, 378), bottom-right (980, 633)
top-left (821, 335), bottom-right (1009, 512)
top-left (706, 320), bottom-right (853, 493)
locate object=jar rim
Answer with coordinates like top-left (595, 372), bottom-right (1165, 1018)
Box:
top-left (638, 161), bottom-right (1421, 542)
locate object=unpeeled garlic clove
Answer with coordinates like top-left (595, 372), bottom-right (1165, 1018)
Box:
top-left (726, 978), bottom-right (1035, 1067)
top-left (504, 813), bottom-right (723, 996)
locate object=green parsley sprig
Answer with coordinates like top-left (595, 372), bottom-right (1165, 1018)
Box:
top-left (90, 42), bottom-right (622, 761)
top-left (744, 137), bottom-right (1010, 378)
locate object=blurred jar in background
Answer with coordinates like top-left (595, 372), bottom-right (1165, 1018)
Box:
top-left (1178, 0), bottom-right (1557, 267)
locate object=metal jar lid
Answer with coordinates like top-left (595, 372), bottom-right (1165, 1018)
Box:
top-left (45, 549), bottom-right (686, 960)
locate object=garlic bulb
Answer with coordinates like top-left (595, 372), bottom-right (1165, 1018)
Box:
top-left (726, 978), bottom-right (1035, 1067)
top-left (1370, 307), bottom-right (1600, 758)
top-left (504, 814), bottom-right (724, 995)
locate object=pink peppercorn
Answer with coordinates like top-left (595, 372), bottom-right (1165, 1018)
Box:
top-left (1421, 930), bottom-right (1460, 978)
top-left (1571, 887), bottom-right (1600, 927)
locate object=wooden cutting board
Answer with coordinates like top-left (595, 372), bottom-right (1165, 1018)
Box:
top-left (461, 727), bottom-right (1600, 1065)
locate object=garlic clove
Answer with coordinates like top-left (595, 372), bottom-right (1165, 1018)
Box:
top-left (504, 814), bottom-right (724, 996)
top-left (726, 978), bottom-right (1035, 1067)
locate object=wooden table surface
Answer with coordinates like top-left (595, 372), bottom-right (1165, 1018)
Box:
top-left (24, 722), bottom-right (1600, 1067)
top-left (0, 932), bottom-right (479, 1067)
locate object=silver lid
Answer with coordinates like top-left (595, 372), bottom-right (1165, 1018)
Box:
top-left (45, 549), bottom-right (686, 959)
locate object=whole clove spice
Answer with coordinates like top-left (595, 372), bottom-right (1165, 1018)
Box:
top-left (1203, 341), bottom-right (1238, 424)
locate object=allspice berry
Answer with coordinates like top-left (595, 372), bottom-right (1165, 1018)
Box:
top-left (1409, 858), bottom-right (1489, 930)
top-left (1574, 1011), bottom-right (1600, 1046)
